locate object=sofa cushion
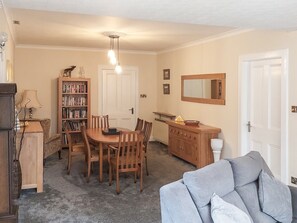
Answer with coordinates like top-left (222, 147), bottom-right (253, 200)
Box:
top-left (211, 193), bottom-right (252, 223)
top-left (198, 191), bottom-right (253, 223)
top-left (183, 160), bottom-right (234, 207)
top-left (258, 170), bottom-right (292, 223)
top-left (236, 182), bottom-right (277, 223)
top-left (228, 151), bottom-right (273, 187)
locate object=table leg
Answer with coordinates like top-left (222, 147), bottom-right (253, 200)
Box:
top-left (99, 143), bottom-right (103, 182)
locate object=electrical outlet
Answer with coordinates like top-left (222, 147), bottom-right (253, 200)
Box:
top-left (291, 176), bottom-right (297, 185)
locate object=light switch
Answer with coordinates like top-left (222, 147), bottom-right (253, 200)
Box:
top-left (291, 106), bottom-right (297, 113)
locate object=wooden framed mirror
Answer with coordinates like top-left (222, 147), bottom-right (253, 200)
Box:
top-left (181, 73), bottom-right (226, 105)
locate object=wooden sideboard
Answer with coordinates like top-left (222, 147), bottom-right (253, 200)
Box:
top-left (16, 121), bottom-right (43, 192)
top-left (167, 121), bottom-right (221, 168)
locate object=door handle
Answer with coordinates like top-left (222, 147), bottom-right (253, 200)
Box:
top-left (247, 121), bottom-right (252, 132)
top-left (129, 107), bottom-right (134, 114)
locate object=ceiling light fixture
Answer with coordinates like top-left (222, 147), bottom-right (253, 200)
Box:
top-left (103, 32), bottom-right (125, 74)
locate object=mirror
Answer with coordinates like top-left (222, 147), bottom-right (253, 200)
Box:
top-left (181, 73), bottom-right (226, 105)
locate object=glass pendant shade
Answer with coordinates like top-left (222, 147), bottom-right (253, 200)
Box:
top-left (115, 64), bottom-right (122, 74)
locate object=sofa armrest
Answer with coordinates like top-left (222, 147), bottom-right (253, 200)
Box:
top-left (46, 134), bottom-right (61, 144)
top-left (160, 180), bottom-right (202, 223)
top-left (290, 186), bottom-right (297, 221)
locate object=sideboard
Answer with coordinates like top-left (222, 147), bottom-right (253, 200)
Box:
top-left (167, 121), bottom-right (221, 168)
top-left (16, 121), bottom-right (43, 192)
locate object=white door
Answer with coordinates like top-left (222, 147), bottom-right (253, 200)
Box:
top-left (248, 58), bottom-right (282, 179)
top-left (101, 68), bottom-right (137, 130)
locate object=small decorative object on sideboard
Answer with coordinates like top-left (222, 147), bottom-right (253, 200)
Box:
top-left (184, 120), bottom-right (200, 127)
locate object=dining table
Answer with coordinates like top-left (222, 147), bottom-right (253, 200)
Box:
top-left (85, 127), bottom-right (129, 182)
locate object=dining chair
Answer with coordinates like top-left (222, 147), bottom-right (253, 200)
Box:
top-left (135, 118), bottom-right (144, 131)
top-left (142, 121), bottom-right (152, 176)
top-left (81, 125), bottom-right (99, 183)
top-left (65, 126), bottom-right (85, 175)
top-left (108, 131), bottom-right (144, 194)
top-left (91, 115), bottom-right (109, 129)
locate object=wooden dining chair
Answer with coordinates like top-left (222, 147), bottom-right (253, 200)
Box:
top-left (65, 126), bottom-right (85, 175)
top-left (135, 118), bottom-right (144, 131)
top-left (81, 125), bottom-right (99, 183)
top-left (142, 121), bottom-right (152, 176)
top-left (91, 115), bottom-right (109, 129)
top-left (108, 131), bottom-right (144, 194)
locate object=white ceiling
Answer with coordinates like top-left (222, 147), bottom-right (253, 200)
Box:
top-left (3, 0), bottom-right (297, 52)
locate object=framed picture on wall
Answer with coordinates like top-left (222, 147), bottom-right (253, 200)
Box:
top-left (163, 84), bottom-right (170, 94)
top-left (163, 69), bottom-right (170, 80)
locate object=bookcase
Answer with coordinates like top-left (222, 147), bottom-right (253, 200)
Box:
top-left (57, 77), bottom-right (91, 147)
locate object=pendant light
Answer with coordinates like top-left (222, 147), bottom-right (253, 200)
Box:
top-left (103, 32), bottom-right (124, 74)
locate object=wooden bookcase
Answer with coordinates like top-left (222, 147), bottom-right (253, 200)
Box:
top-left (57, 77), bottom-right (91, 147)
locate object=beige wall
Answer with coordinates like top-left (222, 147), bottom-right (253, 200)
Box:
top-left (156, 30), bottom-right (297, 184)
top-left (14, 47), bottom-right (157, 135)
top-left (0, 5), bottom-right (14, 82)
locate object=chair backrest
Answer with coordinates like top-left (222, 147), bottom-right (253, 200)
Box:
top-left (81, 125), bottom-right (91, 159)
top-left (40, 119), bottom-right (50, 141)
top-left (142, 121), bottom-right (152, 148)
top-left (135, 118), bottom-right (144, 131)
top-left (116, 131), bottom-right (144, 171)
top-left (91, 115), bottom-right (109, 129)
top-left (65, 125), bottom-right (73, 151)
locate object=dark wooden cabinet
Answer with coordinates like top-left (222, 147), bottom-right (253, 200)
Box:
top-left (167, 121), bottom-right (221, 168)
top-left (0, 83), bottom-right (18, 222)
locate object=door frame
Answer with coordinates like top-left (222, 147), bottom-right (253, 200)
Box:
top-left (98, 65), bottom-right (139, 125)
top-left (238, 49), bottom-right (289, 183)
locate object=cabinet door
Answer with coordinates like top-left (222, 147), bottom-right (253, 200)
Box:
top-left (169, 137), bottom-right (181, 157)
top-left (180, 140), bottom-right (197, 165)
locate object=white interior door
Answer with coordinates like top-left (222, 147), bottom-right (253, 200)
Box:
top-left (101, 68), bottom-right (138, 130)
top-left (248, 59), bottom-right (282, 179)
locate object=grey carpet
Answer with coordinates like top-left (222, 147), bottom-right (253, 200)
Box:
top-left (16, 142), bottom-right (195, 223)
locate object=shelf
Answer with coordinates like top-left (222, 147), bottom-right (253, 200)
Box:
top-left (62, 105), bottom-right (88, 108)
top-left (62, 93), bottom-right (88, 95)
top-left (153, 112), bottom-right (176, 123)
top-left (62, 118), bottom-right (87, 120)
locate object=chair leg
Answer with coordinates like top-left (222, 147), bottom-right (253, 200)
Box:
top-left (87, 161), bottom-right (91, 183)
top-left (67, 155), bottom-right (71, 175)
top-left (116, 169), bottom-right (120, 194)
top-left (109, 163), bottom-right (112, 186)
top-left (58, 150), bottom-right (62, 160)
top-left (145, 156), bottom-right (149, 176)
top-left (140, 164), bottom-right (143, 192)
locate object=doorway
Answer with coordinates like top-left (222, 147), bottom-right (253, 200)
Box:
top-left (238, 49), bottom-right (288, 183)
top-left (99, 66), bottom-right (138, 130)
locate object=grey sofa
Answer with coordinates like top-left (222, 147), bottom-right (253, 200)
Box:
top-left (160, 151), bottom-right (297, 223)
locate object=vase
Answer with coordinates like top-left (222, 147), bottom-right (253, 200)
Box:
top-left (12, 160), bottom-right (22, 199)
top-left (211, 138), bottom-right (223, 162)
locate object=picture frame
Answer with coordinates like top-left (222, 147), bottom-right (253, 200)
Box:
top-left (163, 84), bottom-right (170, 94)
top-left (163, 69), bottom-right (170, 80)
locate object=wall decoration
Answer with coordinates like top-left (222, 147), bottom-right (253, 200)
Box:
top-left (163, 69), bottom-right (170, 80)
top-left (62, 66), bottom-right (76, 77)
top-left (163, 84), bottom-right (170, 94)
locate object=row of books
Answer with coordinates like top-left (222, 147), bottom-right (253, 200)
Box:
top-left (62, 96), bottom-right (87, 106)
top-left (62, 83), bottom-right (87, 94)
top-left (62, 120), bottom-right (87, 132)
top-left (62, 108), bottom-right (87, 119)
top-left (62, 133), bottom-right (82, 145)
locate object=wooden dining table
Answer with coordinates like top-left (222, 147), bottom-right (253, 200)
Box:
top-left (85, 128), bottom-right (128, 182)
